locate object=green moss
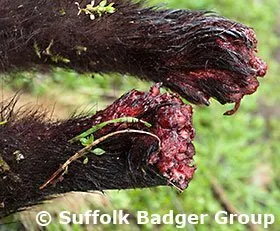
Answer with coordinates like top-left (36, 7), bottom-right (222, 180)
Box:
top-left (13, 150), bottom-right (25, 163)
top-left (75, 46), bottom-right (88, 55)
top-left (50, 55), bottom-right (70, 64)
top-left (58, 8), bottom-right (66, 16)
top-left (76, 0), bottom-right (116, 20)
top-left (35, 40), bottom-right (71, 64)
top-left (33, 42), bottom-right (41, 59)
top-left (0, 155), bottom-right (10, 174)
top-left (0, 120), bottom-right (7, 126)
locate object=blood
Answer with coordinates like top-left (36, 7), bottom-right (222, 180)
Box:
top-left (88, 84), bottom-right (196, 190)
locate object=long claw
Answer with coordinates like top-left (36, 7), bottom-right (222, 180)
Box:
top-left (223, 100), bottom-right (241, 116)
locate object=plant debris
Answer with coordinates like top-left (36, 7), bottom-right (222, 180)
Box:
top-left (0, 84), bottom-right (195, 216)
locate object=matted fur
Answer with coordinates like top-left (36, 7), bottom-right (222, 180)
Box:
top-left (0, 86), bottom-right (195, 217)
top-left (0, 0), bottom-right (267, 217)
top-left (0, 0), bottom-right (267, 107)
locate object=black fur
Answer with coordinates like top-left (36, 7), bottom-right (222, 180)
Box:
top-left (0, 0), bottom-right (267, 106)
top-left (0, 0), bottom-right (267, 217)
top-left (0, 95), bottom-right (164, 217)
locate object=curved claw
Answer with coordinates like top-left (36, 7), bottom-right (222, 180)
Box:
top-left (223, 100), bottom-right (241, 116)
